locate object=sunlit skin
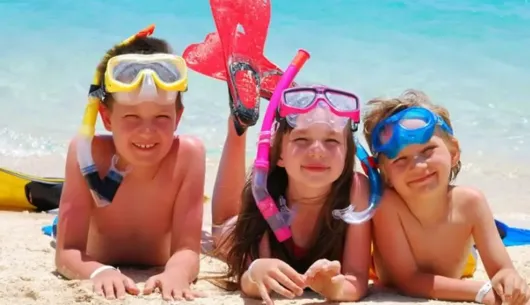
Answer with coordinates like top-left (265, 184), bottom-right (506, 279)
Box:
top-left (372, 130), bottom-right (519, 304)
top-left (212, 117), bottom-right (371, 303)
top-left (279, 124), bottom-right (347, 197)
top-left (55, 95), bottom-right (205, 300)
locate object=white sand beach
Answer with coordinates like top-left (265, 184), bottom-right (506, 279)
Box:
top-left (0, 157), bottom-right (529, 305)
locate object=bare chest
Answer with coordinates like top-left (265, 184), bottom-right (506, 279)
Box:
top-left (289, 209), bottom-right (321, 249)
top-left (87, 181), bottom-right (176, 265)
top-left (403, 220), bottom-right (473, 277)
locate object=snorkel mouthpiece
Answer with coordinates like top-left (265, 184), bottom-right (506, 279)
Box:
top-left (332, 139), bottom-right (383, 224)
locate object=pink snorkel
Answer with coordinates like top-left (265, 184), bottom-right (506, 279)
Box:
top-left (252, 49), bottom-right (310, 242)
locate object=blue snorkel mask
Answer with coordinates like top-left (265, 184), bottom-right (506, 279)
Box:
top-left (371, 106), bottom-right (453, 159)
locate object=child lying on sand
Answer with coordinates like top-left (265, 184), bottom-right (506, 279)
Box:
top-left (211, 82), bottom-right (373, 304)
top-left (364, 89), bottom-right (530, 305)
top-left (54, 26), bottom-right (205, 301)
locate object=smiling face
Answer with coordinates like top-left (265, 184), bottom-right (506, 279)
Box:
top-left (277, 122), bottom-right (348, 191)
top-left (379, 130), bottom-right (460, 197)
top-left (101, 95), bottom-right (182, 167)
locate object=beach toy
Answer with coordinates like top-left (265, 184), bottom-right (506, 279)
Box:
top-left (0, 167), bottom-right (62, 211)
top-left (42, 216), bottom-right (58, 239)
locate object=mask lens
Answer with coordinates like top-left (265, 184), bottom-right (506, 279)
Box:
top-left (325, 91), bottom-right (359, 112)
top-left (283, 89), bottom-right (316, 109)
top-left (287, 102), bottom-right (348, 131)
top-left (113, 61), bottom-right (182, 84)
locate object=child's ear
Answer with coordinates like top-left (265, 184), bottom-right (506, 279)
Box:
top-left (448, 137), bottom-right (461, 168)
top-left (99, 104), bottom-right (112, 131)
top-left (174, 107), bottom-right (184, 131)
top-left (277, 156), bottom-right (285, 167)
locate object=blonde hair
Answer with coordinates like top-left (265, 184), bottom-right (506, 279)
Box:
top-left (362, 89), bottom-right (461, 181)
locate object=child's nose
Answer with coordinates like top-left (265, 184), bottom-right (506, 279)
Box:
top-left (307, 141), bottom-right (326, 158)
top-left (410, 154), bottom-right (428, 169)
top-left (138, 122), bottom-right (156, 134)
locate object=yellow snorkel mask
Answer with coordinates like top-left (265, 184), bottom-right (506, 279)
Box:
top-left (77, 24), bottom-right (189, 207)
top-left (104, 53), bottom-right (188, 104)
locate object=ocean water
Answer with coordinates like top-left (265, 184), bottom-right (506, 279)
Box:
top-left (1, 0), bottom-right (530, 211)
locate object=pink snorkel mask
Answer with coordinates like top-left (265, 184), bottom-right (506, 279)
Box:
top-left (279, 86), bottom-right (361, 131)
top-left (252, 51), bottom-right (383, 243)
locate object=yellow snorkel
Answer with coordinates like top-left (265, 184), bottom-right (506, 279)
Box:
top-left (77, 25), bottom-right (156, 207)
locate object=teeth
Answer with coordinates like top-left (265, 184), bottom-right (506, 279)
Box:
top-left (133, 143), bottom-right (155, 149)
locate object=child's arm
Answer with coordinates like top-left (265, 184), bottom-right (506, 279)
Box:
top-left (335, 173), bottom-right (372, 301)
top-left (466, 187), bottom-right (528, 304)
top-left (164, 137), bottom-right (205, 283)
top-left (467, 187), bottom-right (514, 277)
top-left (55, 138), bottom-right (104, 279)
top-left (373, 189), bottom-right (490, 303)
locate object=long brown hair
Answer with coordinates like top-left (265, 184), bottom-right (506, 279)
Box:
top-left (217, 116), bottom-right (357, 288)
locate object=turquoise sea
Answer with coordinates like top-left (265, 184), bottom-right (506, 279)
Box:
top-left (0, 0), bottom-right (529, 219)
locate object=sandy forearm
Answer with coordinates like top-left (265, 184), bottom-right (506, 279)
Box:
top-left (165, 248), bottom-right (200, 283)
top-left (55, 248), bottom-right (107, 280)
top-left (402, 273), bottom-right (487, 302)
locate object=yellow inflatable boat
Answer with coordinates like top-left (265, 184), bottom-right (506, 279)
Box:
top-left (0, 167), bottom-right (63, 211)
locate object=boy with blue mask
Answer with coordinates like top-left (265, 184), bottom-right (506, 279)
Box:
top-left (363, 89), bottom-right (529, 305)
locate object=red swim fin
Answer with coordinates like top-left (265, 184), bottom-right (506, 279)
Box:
top-left (182, 0), bottom-right (296, 100)
top-left (182, 0), bottom-right (298, 135)
top-left (182, 32), bottom-right (227, 81)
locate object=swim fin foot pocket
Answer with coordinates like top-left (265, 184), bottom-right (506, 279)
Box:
top-left (228, 86), bottom-right (260, 136)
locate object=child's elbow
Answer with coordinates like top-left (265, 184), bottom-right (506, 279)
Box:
top-left (54, 249), bottom-right (67, 277)
top-left (347, 288), bottom-right (368, 302)
top-left (395, 273), bottom-right (433, 299)
top-left (339, 274), bottom-right (369, 302)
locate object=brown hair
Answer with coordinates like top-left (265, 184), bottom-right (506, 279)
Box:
top-left (95, 36), bottom-right (183, 111)
top-left (216, 116), bottom-right (357, 289)
top-left (362, 89), bottom-right (461, 181)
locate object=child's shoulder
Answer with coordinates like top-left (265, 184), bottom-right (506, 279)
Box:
top-left (375, 187), bottom-right (404, 213)
top-left (168, 135), bottom-right (206, 175)
top-left (450, 185), bottom-right (490, 219)
top-left (172, 135), bottom-right (205, 163)
top-left (174, 135), bottom-right (205, 155)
